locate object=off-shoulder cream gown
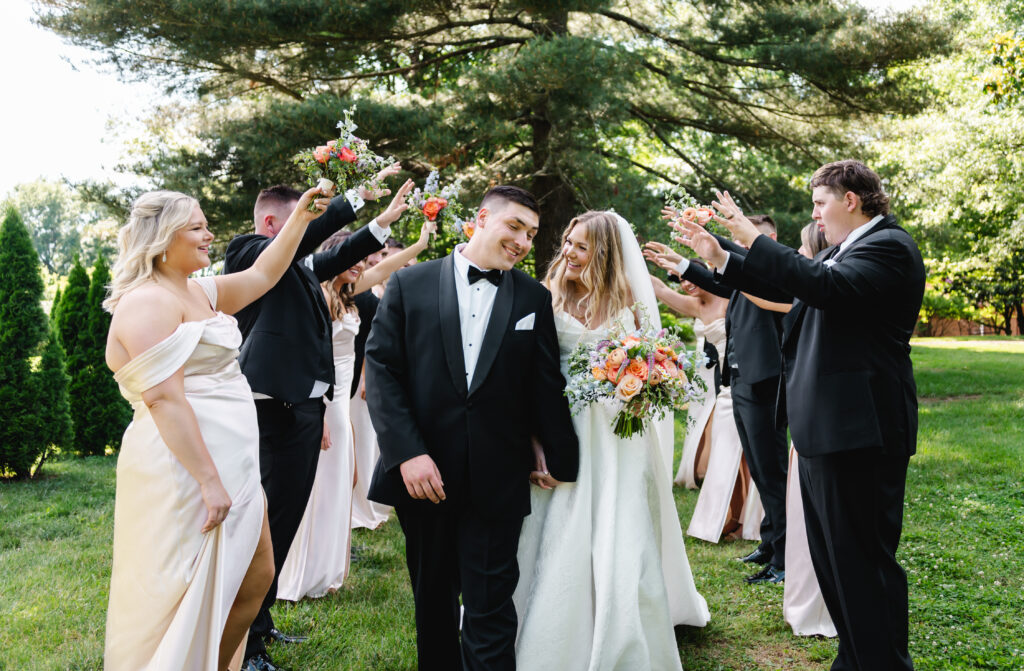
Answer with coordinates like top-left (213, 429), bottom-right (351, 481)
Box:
top-left (105, 277), bottom-right (264, 670)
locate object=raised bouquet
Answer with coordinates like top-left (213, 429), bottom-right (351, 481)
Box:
top-left (565, 310), bottom-right (706, 439)
top-left (293, 107), bottom-right (395, 210)
top-left (665, 185), bottom-right (726, 237)
top-left (401, 170), bottom-right (471, 234)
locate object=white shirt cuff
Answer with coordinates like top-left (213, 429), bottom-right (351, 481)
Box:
top-left (673, 258), bottom-right (690, 275)
top-left (367, 218), bottom-right (391, 244)
top-left (345, 189), bottom-right (365, 212)
top-left (718, 253), bottom-right (730, 273)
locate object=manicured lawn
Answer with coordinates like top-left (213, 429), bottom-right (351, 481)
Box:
top-left (1, 338), bottom-right (1021, 670)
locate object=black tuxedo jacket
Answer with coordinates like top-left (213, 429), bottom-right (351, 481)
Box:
top-left (719, 215), bottom-right (925, 457)
top-left (350, 289), bottom-right (380, 398)
top-left (678, 247), bottom-right (784, 385)
top-left (223, 197), bottom-right (383, 403)
top-left (365, 255), bottom-right (579, 519)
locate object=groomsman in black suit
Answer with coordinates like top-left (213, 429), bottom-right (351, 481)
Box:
top-left (226, 176), bottom-right (411, 671)
top-left (678, 160), bottom-right (925, 671)
top-left (671, 216), bottom-right (790, 584)
top-left (365, 186), bottom-right (579, 671)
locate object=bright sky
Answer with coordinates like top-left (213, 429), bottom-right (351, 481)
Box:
top-left (0, 0), bottom-right (923, 199)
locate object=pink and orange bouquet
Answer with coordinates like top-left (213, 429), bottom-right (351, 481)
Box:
top-left (665, 186), bottom-right (727, 238)
top-left (400, 170), bottom-right (471, 237)
top-left (293, 106), bottom-right (395, 210)
top-left (565, 312), bottom-right (706, 439)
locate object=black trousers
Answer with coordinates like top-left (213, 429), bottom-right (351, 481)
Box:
top-left (730, 372), bottom-right (789, 568)
top-left (396, 503), bottom-right (523, 671)
top-left (799, 449), bottom-right (913, 671)
top-left (245, 397), bottom-right (325, 660)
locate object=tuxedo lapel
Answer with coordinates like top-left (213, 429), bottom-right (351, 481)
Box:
top-left (438, 255), bottom-right (468, 398)
top-left (469, 271), bottom-right (514, 396)
top-left (831, 215), bottom-right (897, 263)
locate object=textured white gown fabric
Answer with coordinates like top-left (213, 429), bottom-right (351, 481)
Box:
top-left (278, 312), bottom-right (360, 600)
top-left (105, 277), bottom-right (263, 670)
top-left (514, 309), bottom-right (710, 671)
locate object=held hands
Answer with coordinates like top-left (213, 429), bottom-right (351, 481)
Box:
top-left (294, 186), bottom-right (332, 221)
top-left (416, 218), bottom-right (438, 248)
top-left (199, 477), bottom-right (232, 534)
top-left (400, 454), bottom-right (447, 503)
top-left (358, 162), bottom-right (403, 201)
top-left (529, 437), bottom-right (562, 490)
top-left (376, 179), bottom-right (415, 228)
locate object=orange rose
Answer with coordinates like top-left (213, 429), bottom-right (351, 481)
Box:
top-left (462, 221), bottom-right (475, 238)
top-left (681, 207), bottom-right (698, 222)
top-left (614, 373), bottom-right (644, 401)
top-left (423, 197), bottom-right (448, 221)
top-left (656, 346), bottom-right (675, 362)
top-left (696, 207), bottom-right (713, 224)
top-left (592, 366), bottom-right (607, 381)
top-left (648, 366), bottom-right (663, 386)
top-left (627, 358), bottom-right (648, 381)
top-left (606, 347), bottom-right (627, 369)
top-left (606, 361), bottom-right (627, 384)
top-left (313, 145), bottom-right (330, 163)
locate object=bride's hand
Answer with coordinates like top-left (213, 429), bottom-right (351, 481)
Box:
top-left (530, 437), bottom-right (562, 489)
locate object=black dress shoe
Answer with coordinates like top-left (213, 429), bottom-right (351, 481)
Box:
top-left (245, 652), bottom-right (285, 671)
top-left (736, 547), bottom-right (773, 565)
top-left (745, 565), bottom-right (785, 584)
top-left (266, 628), bottom-right (308, 644)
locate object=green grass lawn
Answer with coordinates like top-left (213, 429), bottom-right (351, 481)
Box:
top-left (1, 338), bottom-right (1022, 670)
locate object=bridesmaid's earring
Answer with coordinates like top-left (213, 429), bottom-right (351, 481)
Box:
top-left (162, 251), bottom-right (167, 263)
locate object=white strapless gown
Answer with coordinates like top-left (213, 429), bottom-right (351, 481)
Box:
top-left (105, 277), bottom-right (264, 671)
top-left (278, 312), bottom-right (360, 600)
top-left (514, 310), bottom-right (710, 671)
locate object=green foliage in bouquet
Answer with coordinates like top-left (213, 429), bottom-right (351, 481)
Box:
top-left (399, 170), bottom-right (471, 239)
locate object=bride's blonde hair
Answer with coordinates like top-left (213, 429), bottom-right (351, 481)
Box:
top-left (544, 211), bottom-right (633, 328)
top-left (104, 190), bottom-right (198, 313)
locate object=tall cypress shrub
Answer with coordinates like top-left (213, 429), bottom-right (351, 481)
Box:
top-left (57, 258), bottom-right (91, 455)
top-left (29, 324), bottom-right (73, 473)
top-left (77, 254), bottom-right (130, 454)
top-left (0, 206), bottom-right (49, 477)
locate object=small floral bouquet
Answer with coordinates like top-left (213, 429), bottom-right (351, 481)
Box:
top-left (293, 107), bottom-right (395, 210)
top-left (665, 185), bottom-right (726, 237)
top-left (400, 170), bottom-right (472, 236)
top-left (565, 309), bottom-right (707, 439)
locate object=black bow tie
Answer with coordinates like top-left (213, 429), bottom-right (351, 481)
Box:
top-left (468, 266), bottom-right (502, 286)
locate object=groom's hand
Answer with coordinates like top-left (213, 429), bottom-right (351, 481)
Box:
top-left (399, 454), bottom-right (447, 503)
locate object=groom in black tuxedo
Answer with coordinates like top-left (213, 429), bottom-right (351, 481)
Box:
top-left (679, 160), bottom-right (925, 671)
top-left (226, 179), bottom-right (408, 671)
top-left (365, 185), bottom-right (579, 671)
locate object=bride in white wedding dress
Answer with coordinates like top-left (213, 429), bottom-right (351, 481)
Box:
top-left (514, 211), bottom-right (710, 671)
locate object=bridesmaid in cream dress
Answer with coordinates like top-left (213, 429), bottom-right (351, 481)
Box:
top-left (648, 260), bottom-right (764, 543)
top-left (278, 223), bottom-right (434, 599)
top-left (673, 316), bottom-right (716, 488)
top-left (103, 187), bottom-right (328, 670)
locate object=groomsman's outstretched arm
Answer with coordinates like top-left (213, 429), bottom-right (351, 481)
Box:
top-left (364, 272), bottom-right (446, 503)
top-left (529, 296), bottom-right (579, 483)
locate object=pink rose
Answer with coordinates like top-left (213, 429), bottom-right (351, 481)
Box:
top-left (313, 146), bottom-right (330, 163)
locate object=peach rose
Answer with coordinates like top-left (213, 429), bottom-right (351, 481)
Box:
top-left (627, 358), bottom-right (648, 381)
top-left (614, 373), bottom-right (644, 401)
top-left (656, 346), bottom-right (675, 362)
top-left (681, 207), bottom-right (698, 222)
top-left (327, 140), bottom-right (338, 148)
top-left (606, 361), bottom-right (626, 384)
top-left (313, 145), bottom-right (330, 163)
top-left (622, 336), bottom-right (642, 349)
top-left (696, 207), bottom-right (713, 224)
top-left (661, 359), bottom-right (679, 378)
top-left (423, 197), bottom-right (448, 221)
top-left (606, 347), bottom-right (627, 369)
top-left (462, 221), bottom-right (475, 238)
top-left (592, 366), bottom-right (607, 381)
top-left (648, 366), bottom-right (663, 386)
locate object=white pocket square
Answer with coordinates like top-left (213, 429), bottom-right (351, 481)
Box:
top-left (515, 313), bottom-right (536, 331)
top-left (823, 258), bottom-right (837, 268)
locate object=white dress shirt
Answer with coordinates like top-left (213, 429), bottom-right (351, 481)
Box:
top-left (452, 245), bottom-right (499, 387)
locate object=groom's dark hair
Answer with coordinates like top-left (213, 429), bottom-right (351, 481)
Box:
top-left (480, 185), bottom-right (539, 215)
